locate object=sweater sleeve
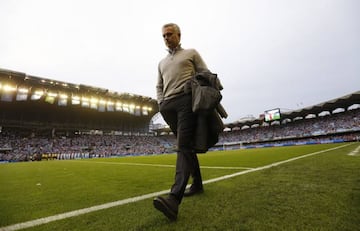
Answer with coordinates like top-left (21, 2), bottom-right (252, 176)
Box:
top-left (192, 49), bottom-right (209, 73)
top-left (156, 64), bottom-right (164, 104)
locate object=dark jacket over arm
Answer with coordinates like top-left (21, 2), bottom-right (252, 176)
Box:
top-left (185, 72), bottom-right (227, 153)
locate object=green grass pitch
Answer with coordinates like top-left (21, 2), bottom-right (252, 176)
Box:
top-left (0, 143), bottom-right (359, 230)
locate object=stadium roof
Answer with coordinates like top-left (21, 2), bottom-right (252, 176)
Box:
top-left (0, 67), bottom-right (158, 107)
top-left (281, 91), bottom-right (360, 119)
top-left (225, 90), bottom-right (360, 129)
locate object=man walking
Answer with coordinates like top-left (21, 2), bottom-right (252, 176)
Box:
top-left (153, 23), bottom-right (208, 221)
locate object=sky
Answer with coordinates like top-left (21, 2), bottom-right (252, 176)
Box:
top-left (1, 0), bottom-right (359, 124)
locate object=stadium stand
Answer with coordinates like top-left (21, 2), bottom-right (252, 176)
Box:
top-left (1, 68), bottom-right (359, 162)
top-left (0, 68), bottom-right (158, 133)
top-left (219, 91), bottom-right (360, 149)
top-left (218, 108), bottom-right (360, 150)
top-left (0, 130), bottom-right (176, 161)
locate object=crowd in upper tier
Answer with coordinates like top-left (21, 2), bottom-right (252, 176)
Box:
top-left (219, 108), bottom-right (359, 144)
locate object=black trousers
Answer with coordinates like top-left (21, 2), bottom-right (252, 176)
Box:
top-left (160, 94), bottom-right (203, 203)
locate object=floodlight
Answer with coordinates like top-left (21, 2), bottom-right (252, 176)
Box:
top-left (128, 104), bottom-right (135, 114)
top-left (58, 93), bottom-right (68, 106)
top-left (81, 97), bottom-right (90, 108)
top-left (18, 88), bottom-right (29, 94)
top-left (47, 92), bottom-right (58, 97)
top-left (45, 92), bottom-right (58, 104)
top-left (90, 97), bottom-right (99, 104)
top-left (71, 95), bottom-right (81, 105)
top-left (31, 90), bottom-right (44, 100)
top-left (134, 105), bottom-right (141, 116)
top-left (107, 100), bottom-right (115, 111)
top-left (1, 84), bottom-right (16, 102)
top-left (141, 106), bottom-right (149, 115)
top-left (2, 85), bottom-right (16, 92)
top-left (90, 97), bottom-right (98, 109)
top-left (59, 94), bottom-right (68, 99)
top-left (122, 103), bottom-right (129, 112)
top-left (115, 102), bottom-right (123, 111)
top-left (16, 88), bottom-right (29, 101)
top-left (98, 99), bottom-right (106, 112)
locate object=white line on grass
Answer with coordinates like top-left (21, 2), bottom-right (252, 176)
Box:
top-left (203, 144), bottom-right (351, 184)
top-left (0, 189), bottom-right (170, 231)
top-left (77, 161), bottom-right (175, 168)
top-left (0, 144), bottom-right (350, 231)
top-left (73, 160), bottom-right (254, 170)
top-left (348, 144), bottom-right (360, 156)
top-left (202, 166), bottom-right (254, 170)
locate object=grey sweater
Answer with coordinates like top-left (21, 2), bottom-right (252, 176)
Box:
top-left (156, 46), bottom-right (208, 104)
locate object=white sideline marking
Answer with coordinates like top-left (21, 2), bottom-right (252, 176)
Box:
top-left (0, 144), bottom-right (350, 231)
top-left (202, 166), bottom-right (253, 170)
top-left (74, 160), bottom-right (253, 170)
top-left (78, 161), bottom-right (175, 168)
top-left (348, 144), bottom-right (360, 156)
top-left (0, 189), bottom-right (170, 231)
top-left (203, 144), bottom-right (350, 184)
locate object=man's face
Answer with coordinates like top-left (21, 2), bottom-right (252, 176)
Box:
top-left (162, 26), bottom-right (180, 50)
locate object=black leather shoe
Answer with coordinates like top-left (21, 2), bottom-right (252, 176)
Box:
top-left (153, 196), bottom-right (178, 221)
top-left (184, 187), bottom-right (204, 197)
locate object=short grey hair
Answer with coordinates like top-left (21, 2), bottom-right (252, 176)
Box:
top-left (162, 23), bottom-right (181, 36)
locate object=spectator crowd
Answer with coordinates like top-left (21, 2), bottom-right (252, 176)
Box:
top-left (219, 108), bottom-right (360, 144)
top-left (1, 109), bottom-right (359, 162)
